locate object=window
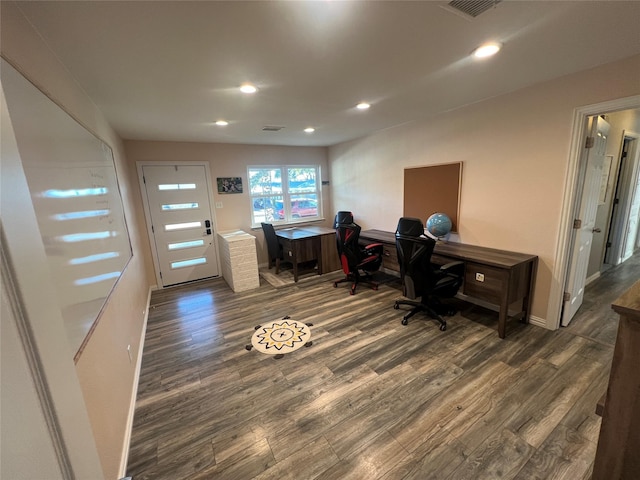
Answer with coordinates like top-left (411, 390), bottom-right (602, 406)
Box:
top-left (249, 166), bottom-right (322, 226)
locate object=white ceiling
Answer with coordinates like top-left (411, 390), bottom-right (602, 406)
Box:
top-left (11, 1), bottom-right (640, 147)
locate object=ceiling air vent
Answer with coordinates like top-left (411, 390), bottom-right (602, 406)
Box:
top-left (262, 125), bottom-right (285, 132)
top-left (447, 0), bottom-right (501, 18)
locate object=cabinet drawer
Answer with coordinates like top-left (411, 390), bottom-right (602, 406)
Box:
top-left (381, 246), bottom-right (399, 272)
top-left (463, 262), bottom-right (507, 304)
top-left (431, 254), bottom-right (453, 266)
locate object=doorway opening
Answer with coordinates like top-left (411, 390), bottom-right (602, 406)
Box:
top-left (552, 96), bottom-right (640, 329)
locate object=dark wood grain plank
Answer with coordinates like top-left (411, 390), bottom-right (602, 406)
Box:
top-left (125, 253), bottom-right (639, 479)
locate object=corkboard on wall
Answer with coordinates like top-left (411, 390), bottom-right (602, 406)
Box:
top-left (403, 162), bottom-right (462, 232)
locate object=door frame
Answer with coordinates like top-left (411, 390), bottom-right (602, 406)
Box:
top-left (136, 161), bottom-right (220, 288)
top-left (550, 94), bottom-right (640, 330)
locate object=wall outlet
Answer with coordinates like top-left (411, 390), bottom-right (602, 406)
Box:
top-left (215, 202), bottom-right (223, 208)
top-left (475, 272), bottom-right (485, 282)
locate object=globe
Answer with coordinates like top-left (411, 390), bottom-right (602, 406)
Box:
top-left (426, 213), bottom-right (452, 239)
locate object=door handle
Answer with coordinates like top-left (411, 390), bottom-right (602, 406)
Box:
top-left (592, 227), bottom-right (602, 233)
top-left (205, 220), bottom-right (211, 228)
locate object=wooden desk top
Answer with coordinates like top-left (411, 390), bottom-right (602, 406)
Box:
top-left (275, 228), bottom-right (319, 240)
top-left (297, 226), bottom-right (336, 236)
top-left (275, 226), bottom-right (335, 240)
top-left (360, 229), bottom-right (537, 269)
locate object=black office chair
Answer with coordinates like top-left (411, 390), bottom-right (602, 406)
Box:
top-left (394, 217), bottom-right (464, 331)
top-left (333, 213), bottom-right (383, 295)
top-left (261, 222), bottom-right (288, 274)
top-left (333, 210), bottom-right (354, 228)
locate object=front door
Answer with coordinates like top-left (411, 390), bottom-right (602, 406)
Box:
top-left (141, 164), bottom-right (219, 287)
top-left (562, 116), bottom-right (610, 326)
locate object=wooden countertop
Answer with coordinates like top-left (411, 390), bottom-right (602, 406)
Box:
top-left (359, 229), bottom-right (537, 268)
top-left (611, 279), bottom-right (640, 320)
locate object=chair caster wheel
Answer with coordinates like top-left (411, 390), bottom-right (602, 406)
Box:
top-left (333, 282), bottom-right (338, 288)
top-left (401, 318), bottom-right (408, 326)
top-left (394, 303), bottom-right (399, 310)
top-left (439, 324), bottom-right (447, 331)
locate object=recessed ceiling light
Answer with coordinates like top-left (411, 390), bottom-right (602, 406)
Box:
top-left (215, 120), bottom-right (229, 126)
top-left (240, 83), bottom-right (258, 94)
top-left (304, 127), bottom-right (315, 133)
top-left (356, 102), bottom-right (370, 110)
top-left (473, 42), bottom-right (502, 58)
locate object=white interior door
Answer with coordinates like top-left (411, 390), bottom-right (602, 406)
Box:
top-left (621, 140), bottom-right (640, 261)
top-left (562, 116), bottom-right (610, 326)
top-left (141, 164), bottom-right (219, 287)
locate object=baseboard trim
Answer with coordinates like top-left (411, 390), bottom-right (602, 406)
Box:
top-left (118, 285), bottom-right (152, 478)
top-left (454, 293), bottom-right (549, 330)
top-left (528, 315), bottom-right (548, 329)
top-left (585, 271), bottom-right (601, 286)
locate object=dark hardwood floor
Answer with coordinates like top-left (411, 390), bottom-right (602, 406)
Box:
top-left (126, 253), bottom-right (639, 479)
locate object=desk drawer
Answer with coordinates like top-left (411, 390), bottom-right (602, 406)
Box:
top-left (431, 254), bottom-right (453, 267)
top-left (463, 262), bottom-right (507, 305)
top-left (381, 245), bottom-right (399, 272)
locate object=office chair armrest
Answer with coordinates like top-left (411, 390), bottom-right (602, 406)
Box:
top-left (438, 261), bottom-right (464, 275)
top-left (363, 242), bottom-right (383, 254)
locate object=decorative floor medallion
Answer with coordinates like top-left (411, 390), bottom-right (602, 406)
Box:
top-left (247, 316), bottom-right (312, 358)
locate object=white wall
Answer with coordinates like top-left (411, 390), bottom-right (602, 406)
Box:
top-left (328, 54), bottom-right (640, 329)
top-left (125, 140), bottom-right (329, 267)
top-left (1, 2), bottom-right (155, 478)
top-left (1, 81), bottom-right (103, 478)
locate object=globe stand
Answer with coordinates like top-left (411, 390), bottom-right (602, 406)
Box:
top-left (425, 213), bottom-right (453, 241)
top-left (425, 231), bottom-right (450, 243)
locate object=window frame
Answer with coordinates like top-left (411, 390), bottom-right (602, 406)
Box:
top-left (248, 165), bottom-right (323, 227)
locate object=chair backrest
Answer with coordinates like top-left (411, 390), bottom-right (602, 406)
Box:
top-left (335, 221), bottom-right (363, 274)
top-left (333, 211), bottom-right (354, 228)
top-left (395, 217), bottom-right (436, 299)
top-left (261, 222), bottom-right (280, 260)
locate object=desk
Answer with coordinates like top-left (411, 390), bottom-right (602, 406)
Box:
top-left (276, 226), bottom-right (341, 282)
top-left (359, 229), bottom-right (538, 338)
top-left (593, 280), bottom-right (640, 480)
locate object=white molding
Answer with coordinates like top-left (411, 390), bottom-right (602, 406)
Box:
top-left (118, 286), bottom-right (152, 478)
top-left (1, 239), bottom-right (70, 478)
top-left (529, 315), bottom-right (547, 329)
top-left (585, 271), bottom-right (601, 286)
top-left (548, 95), bottom-right (640, 331)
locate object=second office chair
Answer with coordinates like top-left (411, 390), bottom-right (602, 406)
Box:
top-left (334, 212), bottom-right (383, 295)
top-left (394, 217), bottom-right (464, 331)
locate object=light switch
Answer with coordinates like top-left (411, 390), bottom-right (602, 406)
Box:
top-left (475, 272), bottom-right (485, 282)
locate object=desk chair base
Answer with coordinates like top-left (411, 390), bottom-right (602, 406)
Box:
top-left (394, 298), bottom-right (457, 331)
top-left (334, 271), bottom-right (378, 295)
